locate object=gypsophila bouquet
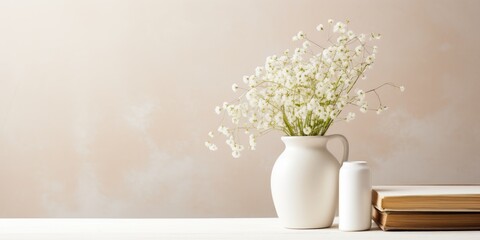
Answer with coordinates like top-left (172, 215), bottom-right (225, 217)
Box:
top-left (206, 20), bottom-right (404, 158)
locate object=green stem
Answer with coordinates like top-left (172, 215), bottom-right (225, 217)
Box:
top-left (282, 107), bottom-right (295, 136)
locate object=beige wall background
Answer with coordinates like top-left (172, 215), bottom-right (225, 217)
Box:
top-left (0, 0), bottom-right (479, 217)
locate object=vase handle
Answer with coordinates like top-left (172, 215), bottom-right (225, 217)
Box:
top-left (327, 134), bottom-right (349, 165)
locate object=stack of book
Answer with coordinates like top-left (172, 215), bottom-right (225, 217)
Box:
top-left (372, 185), bottom-right (480, 231)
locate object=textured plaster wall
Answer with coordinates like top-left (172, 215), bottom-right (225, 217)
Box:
top-left (0, 0), bottom-right (479, 217)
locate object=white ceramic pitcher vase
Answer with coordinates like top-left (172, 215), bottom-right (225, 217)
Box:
top-left (271, 135), bottom-right (349, 229)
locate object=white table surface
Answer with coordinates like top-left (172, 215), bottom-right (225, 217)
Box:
top-left (0, 218), bottom-right (478, 240)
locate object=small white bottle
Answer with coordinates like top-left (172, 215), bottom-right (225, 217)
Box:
top-left (339, 161), bottom-right (372, 231)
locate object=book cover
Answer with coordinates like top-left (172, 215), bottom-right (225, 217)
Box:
top-left (372, 206), bottom-right (480, 231)
top-left (372, 185), bottom-right (480, 212)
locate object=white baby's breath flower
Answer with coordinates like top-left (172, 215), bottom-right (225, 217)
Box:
top-left (249, 134), bottom-right (256, 150)
top-left (303, 126), bottom-right (312, 135)
top-left (208, 131), bottom-right (214, 138)
top-left (226, 137), bottom-right (234, 146)
top-left (336, 35), bottom-right (348, 43)
top-left (255, 67), bottom-right (263, 76)
top-left (355, 45), bottom-right (363, 55)
top-left (234, 144), bottom-right (245, 151)
top-left (242, 75), bottom-right (249, 84)
top-left (373, 33), bottom-right (381, 40)
top-left (326, 92), bottom-right (335, 101)
top-left (376, 108), bottom-right (383, 115)
top-left (346, 112), bottom-right (356, 122)
top-left (344, 78), bottom-right (352, 85)
top-left (302, 41), bottom-right (311, 49)
top-left (205, 141), bottom-right (218, 151)
top-left (347, 30), bottom-right (355, 39)
top-left (214, 106), bottom-right (222, 115)
top-left (217, 125), bottom-right (229, 136)
top-left (333, 21), bottom-right (346, 33)
top-left (400, 86), bottom-right (405, 92)
top-left (329, 111), bottom-right (337, 119)
top-left (232, 83), bottom-right (239, 92)
top-left (328, 19), bottom-right (334, 24)
top-left (366, 54), bottom-right (375, 64)
top-left (209, 144), bottom-right (218, 151)
top-left (360, 103), bottom-right (368, 113)
top-left (357, 89), bottom-right (366, 101)
top-left (248, 77), bottom-right (257, 88)
top-left (316, 24), bottom-right (324, 31)
top-left (358, 33), bottom-right (366, 43)
top-left (232, 151), bottom-right (240, 158)
top-left (296, 31), bottom-right (305, 40)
